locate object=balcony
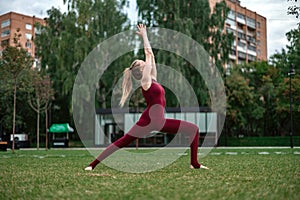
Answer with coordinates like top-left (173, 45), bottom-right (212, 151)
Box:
top-left (247, 22), bottom-right (256, 29)
top-left (237, 46), bottom-right (247, 54)
top-left (238, 51), bottom-right (247, 60)
top-left (248, 49), bottom-right (257, 57)
top-left (248, 55), bottom-right (256, 62)
top-left (246, 17), bottom-right (256, 29)
top-left (228, 10), bottom-right (236, 20)
top-left (238, 32), bottom-right (246, 40)
top-left (247, 35), bottom-right (256, 44)
top-left (226, 18), bottom-right (236, 27)
top-left (237, 12), bottom-right (246, 25)
top-left (229, 54), bottom-right (237, 60)
top-left (226, 27), bottom-right (236, 35)
top-left (237, 17), bottom-right (246, 25)
top-left (233, 40), bottom-right (236, 47)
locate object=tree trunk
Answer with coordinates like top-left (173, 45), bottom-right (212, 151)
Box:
top-left (37, 110), bottom-right (40, 150)
top-left (12, 83), bottom-right (17, 153)
top-left (45, 108), bottom-right (48, 150)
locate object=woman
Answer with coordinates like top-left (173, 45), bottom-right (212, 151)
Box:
top-left (85, 24), bottom-right (208, 170)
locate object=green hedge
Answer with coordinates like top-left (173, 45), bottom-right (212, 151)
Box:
top-left (218, 136), bottom-right (300, 147)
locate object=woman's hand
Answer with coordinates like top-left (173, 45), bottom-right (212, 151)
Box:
top-left (136, 23), bottom-right (147, 37)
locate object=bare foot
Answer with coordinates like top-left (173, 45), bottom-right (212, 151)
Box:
top-left (84, 166), bottom-right (93, 171)
top-left (190, 165), bottom-right (209, 170)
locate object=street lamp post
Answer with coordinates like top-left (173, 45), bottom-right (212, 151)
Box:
top-left (288, 65), bottom-right (295, 148)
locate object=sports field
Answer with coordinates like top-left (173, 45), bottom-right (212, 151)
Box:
top-left (0, 148), bottom-right (299, 200)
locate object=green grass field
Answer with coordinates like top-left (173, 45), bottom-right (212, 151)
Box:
top-left (0, 148), bottom-right (299, 200)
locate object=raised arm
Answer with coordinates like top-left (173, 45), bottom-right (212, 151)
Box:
top-left (136, 24), bottom-right (157, 86)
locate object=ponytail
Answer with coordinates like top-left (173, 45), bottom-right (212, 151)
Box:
top-left (119, 68), bottom-right (132, 107)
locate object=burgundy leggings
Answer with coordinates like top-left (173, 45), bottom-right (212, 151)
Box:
top-left (89, 105), bottom-right (200, 169)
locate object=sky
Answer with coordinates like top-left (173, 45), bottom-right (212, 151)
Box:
top-left (0, 0), bottom-right (299, 58)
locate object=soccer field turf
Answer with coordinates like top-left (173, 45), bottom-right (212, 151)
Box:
top-left (0, 148), bottom-right (299, 200)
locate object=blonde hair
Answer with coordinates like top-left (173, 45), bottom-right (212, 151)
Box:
top-left (119, 60), bottom-right (139, 107)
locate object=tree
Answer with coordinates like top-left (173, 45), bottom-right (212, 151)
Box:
top-left (275, 74), bottom-right (300, 135)
top-left (28, 71), bottom-right (54, 149)
top-left (34, 8), bottom-right (80, 124)
top-left (287, 0), bottom-right (300, 20)
top-left (136, 0), bottom-right (233, 106)
top-left (236, 62), bottom-right (282, 136)
top-left (0, 30), bottom-right (33, 153)
top-left (208, 0), bottom-right (234, 72)
top-left (269, 22), bottom-right (300, 136)
top-left (35, 0), bottom-right (130, 122)
top-left (286, 27), bottom-right (300, 68)
top-left (225, 66), bottom-right (257, 136)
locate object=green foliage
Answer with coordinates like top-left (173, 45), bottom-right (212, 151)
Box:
top-left (268, 25), bottom-right (300, 135)
top-left (0, 31), bottom-right (33, 147)
top-left (27, 70), bottom-right (55, 149)
top-left (224, 23), bottom-right (300, 137)
top-left (34, 0), bottom-right (130, 123)
top-left (276, 76), bottom-right (300, 112)
top-left (209, 0), bottom-right (234, 71)
top-left (3, 0), bottom-right (297, 140)
top-left (286, 27), bottom-right (300, 67)
top-left (225, 59), bottom-right (300, 137)
top-left (28, 71), bottom-right (55, 110)
top-left (136, 0), bottom-right (234, 107)
top-left (270, 26), bottom-right (300, 71)
top-left (225, 67), bottom-right (256, 136)
top-left (219, 136), bottom-right (300, 146)
top-left (0, 46), bottom-right (32, 82)
top-left (287, 0), bottom-right (300, 20)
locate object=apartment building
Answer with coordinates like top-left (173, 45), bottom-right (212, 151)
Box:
top-left (0, 12), bottom-right (45, 66)
top-left (209, 0), bottom-right (267, 64)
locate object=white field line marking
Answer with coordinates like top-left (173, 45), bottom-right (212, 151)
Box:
top-left (258, 152), bottom-right (270, 155)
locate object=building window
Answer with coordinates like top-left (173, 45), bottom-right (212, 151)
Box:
top-left (228, 10), bottom-right (236, 19)
top-left (226, 18), bottom-right (236, 28)
top-left (248, 45), bottom-right (256, 51)
top-left (238, 51), bottom-right (246, 59)
top-left (34, 27), bottom-right (41, 35)
top-left (238, 41), bottom-right (246, 48)
top-left (247, 35), bottom-right (256, 44)
top-left (257, 40), bottom-right (260, 46)
top-left (246, 17), bottom-right (256, 28)
top-left (25, 33), bottom-right (32, 40)
top-left (237, 12), bottom-right (245, 20)
top-left (1, 29), bottom-right (10, 37)
top-left (25, 41), bottom-right (32, 48)
top-left (257, 31), bottom-right (260, 38)
top-left (26, 23), bottom-right (32, 30)
top-left (247, 29), bottom-right (255, 36)
top-left (257, 22), bottom-right (261, 28)
top-left (238, 32), bottom-right (246, 40)
top-left (237, 23), bottom-right (244, 31)
top-left (248, 55), bottom-right (256, 62)
top-left (1, 19), bottom-right (10, 28)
